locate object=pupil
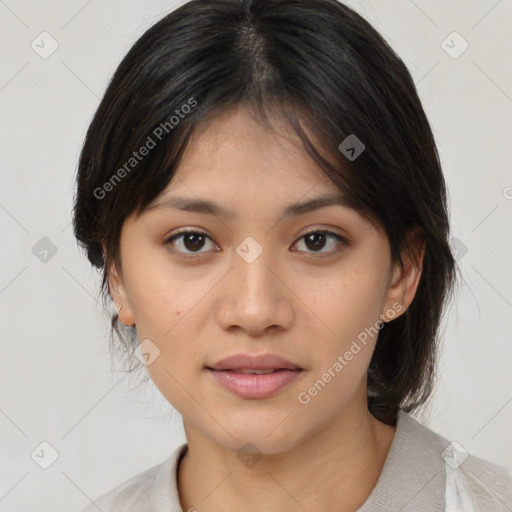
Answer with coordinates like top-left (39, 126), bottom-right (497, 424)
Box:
top-left (305, 233), bottom-right (325, 251)
top-left (184, 233), bottom-right (205, 251)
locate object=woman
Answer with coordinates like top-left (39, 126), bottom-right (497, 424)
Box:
top-left (72, 0), bottom-right (512, 510)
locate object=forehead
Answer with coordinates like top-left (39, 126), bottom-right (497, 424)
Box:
top-left (137, 106), bottom-right (381, 235)
top-left (146, 107), bottom-right (344, 210)
top-left (166, 106), bottom-right (340, 198)
top-left (180, 106), bottom-right (317, 171)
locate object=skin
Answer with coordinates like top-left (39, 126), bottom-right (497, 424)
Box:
top-left (107, 105), bottom-right (425, 512)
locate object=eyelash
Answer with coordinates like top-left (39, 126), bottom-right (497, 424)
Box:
top-left (164, 228), bottom-right (348, 259)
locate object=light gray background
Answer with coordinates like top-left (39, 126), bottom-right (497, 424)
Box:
top-left (0, 0), bottom-right (511, 510)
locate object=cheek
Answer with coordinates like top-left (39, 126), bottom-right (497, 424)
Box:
top-left (145, 362), bottom-right (201, 419)
top-left (296, 278), bottom-right (382, 411)
top-left (299, 268), bottom-right (387, 402)
top-left (311, 267), bottom-right (387, 343)
top-left (121, 249), bottom-right (190, 336)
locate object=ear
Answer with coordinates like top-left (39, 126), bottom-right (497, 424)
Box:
top-left (103, 242), bottom-right (136, 326)
top-left (381, 228), bottom-right (426, 322)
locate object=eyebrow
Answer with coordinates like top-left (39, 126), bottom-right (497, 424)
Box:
top-left (144, 193), bottom-right (352, 220)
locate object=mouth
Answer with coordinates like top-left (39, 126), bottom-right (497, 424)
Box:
top-left (205, 366), bottom-right (304, 399)
top-left (205, 352), bottom-right (305, 399)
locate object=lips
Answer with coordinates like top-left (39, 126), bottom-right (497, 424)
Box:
top-left (206, 353), bottom-right (303, 372)
top-left (205, 353), bottom-right (304, 399)
top-left (223, 368), bottom-right (280, 374)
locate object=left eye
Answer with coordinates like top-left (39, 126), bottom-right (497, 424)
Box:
top-left (164, 229), bottom-right (347, 257)
top-left (292, 229), bottom-right (347, 256)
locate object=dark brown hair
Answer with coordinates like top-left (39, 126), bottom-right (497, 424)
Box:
top-left (72, 0), bottom-right (459, 425)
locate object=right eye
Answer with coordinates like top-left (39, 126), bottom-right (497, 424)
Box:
top-left (164, 229), bottom-right (219, 257)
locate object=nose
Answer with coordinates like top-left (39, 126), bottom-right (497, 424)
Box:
top-left (216, 247), bottom-right (294, 336)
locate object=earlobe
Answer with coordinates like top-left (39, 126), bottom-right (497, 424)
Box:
top-left (103, 243), bottom-right (136, 326)
top-left (110, 273), bottom-right (136, 327)
top-left (381, 232), bottom-right (426, 322)
top-left (109, 271), bottom-right (136, 326)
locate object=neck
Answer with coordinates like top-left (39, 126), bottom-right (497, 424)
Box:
top-left (177, 400), bottom-right (396, 512)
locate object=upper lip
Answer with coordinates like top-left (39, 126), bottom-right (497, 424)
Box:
top-left (206, 353), bottom-right (303, 371)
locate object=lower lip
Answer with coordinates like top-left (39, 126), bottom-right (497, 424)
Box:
top-left (206, 368), bottom-right (303, 399)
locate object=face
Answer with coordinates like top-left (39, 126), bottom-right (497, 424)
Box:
top-left (108, 105), bottom-right (423, 454)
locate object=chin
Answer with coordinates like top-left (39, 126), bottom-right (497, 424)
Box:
top-left (218, 431), bottom-right (300, 457)
top-left (206, 407), bottom-right (303, 454)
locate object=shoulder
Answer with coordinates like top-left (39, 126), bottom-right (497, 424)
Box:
top-left (459, 450), bottom-right (512, 509)
top-left (399, 411), bottom-right (512, 509)
top-left (80, 443), bottom-right (188, 512)
top-left (80, 463), bottom-right (159, 512)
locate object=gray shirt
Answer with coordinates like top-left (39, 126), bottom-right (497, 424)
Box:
top-left (81, 410), bottom-right (512, 511)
